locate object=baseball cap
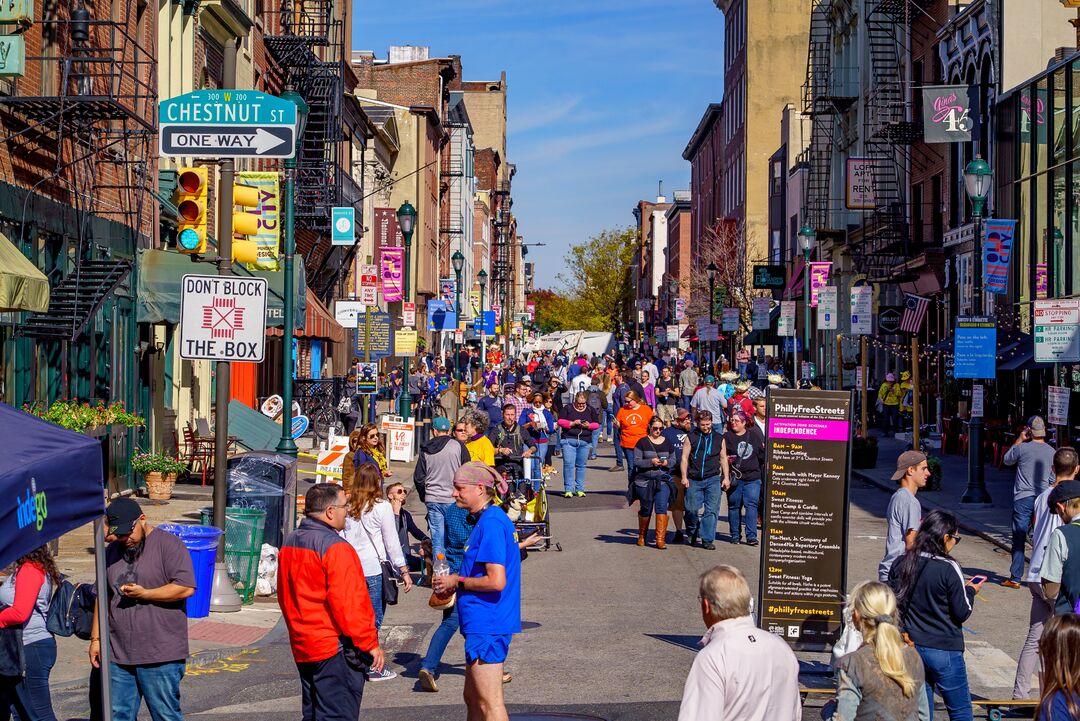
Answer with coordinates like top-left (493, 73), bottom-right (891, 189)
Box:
top-left (705, 375), bottom-right (716, 384)
top-left (432, 416), bottom-right (451, 431)
top-left (1030, 416), bottom-right (1047, 438)
top-left (891, 450), bottom-right (928, 481)
top-left (1049, 480), bottom-right (1080, 510)
top-left (676, 408), bottom-right (691, 420)
top-left (106, 497), bottom-right (144, 536)
top-left (886, 373), bottom-right (896, 382)
top-left (521, 374), bottom-right (531, 383)
top-left (454, 461), bottom-right (508, 496)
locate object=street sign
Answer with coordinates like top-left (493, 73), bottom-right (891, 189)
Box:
top-left (752, 297), bottom-right (771, 330)
top-left (179, 274), bottom-right (267, 361)
top-left (359, 286), bottom-right (377, 306)
top-left (850, 285), bottom-right (873, 335)
top-left (403, 302), bottom-right (416, 327)
top-left (331, 207), bottom-right (355, 245)
top-left (817, 287), bottom-right (838, 330)
top-left (722, 307), bottom-right (740, 332)
top-left (1049, 386), bottom-right (1071, 426)
top-left (753, 265), bottom-right (787, 289)
top-left (360, 264), bottom-right (378, 288)
top-left (954, 316), bottom-right (996, 379)
top-left (778, 301), bottom-right (795, 337)
top-left (355, 311), bottom-right (392, 359)
top-left (395, 329), bottom-right (418, 356)
top-left (334, 300), bottom-right (367, 328)
top-left (159, 90), bottom-right (298, 159)
top-left (877, 306), bottom-right (903, 335)
top-left (474, 311), bottom-right (496, 335)
top-left (1035, 299), bottom-right (1080, 363)
top-left (355, 362), bottom-right (378, 394)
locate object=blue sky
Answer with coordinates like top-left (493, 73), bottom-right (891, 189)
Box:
top-left (353, 0), bottom-right (725, 290)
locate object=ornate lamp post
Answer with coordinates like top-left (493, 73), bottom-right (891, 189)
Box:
top-left (396, 200), bottom-right (417, 419)
top-left (452, 250), bottom-right (465, 381)
top-left (798, 224), bottom-right (817, 384)
top-left (478, 268), bottom-right (488, 365)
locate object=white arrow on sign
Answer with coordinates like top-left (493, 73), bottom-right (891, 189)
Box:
top-left (160, 125), bottom-right (295, 158)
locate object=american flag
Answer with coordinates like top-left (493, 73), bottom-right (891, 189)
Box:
top-left (900, 293), bottom-right (930, 334)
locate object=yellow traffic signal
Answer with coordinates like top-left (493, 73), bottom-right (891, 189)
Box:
top-left (232, 183), bottom-right (260, 264)
top-left (174, 167), bottom-right (208, 254)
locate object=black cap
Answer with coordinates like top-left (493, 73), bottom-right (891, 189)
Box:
top-left (106, 497), bottom-right (143, 536)
top-left (1049, 481), bottom-right (1080, 511)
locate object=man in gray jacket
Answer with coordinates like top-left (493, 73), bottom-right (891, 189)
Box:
top-left (413, 416), bottom-right (471, 558)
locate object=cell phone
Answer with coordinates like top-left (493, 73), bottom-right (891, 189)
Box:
top-left (968, 575), bottom-right (987, 585)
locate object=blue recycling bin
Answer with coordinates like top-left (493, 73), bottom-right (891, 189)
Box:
top-left (159, 524), bottom-right (223, 619)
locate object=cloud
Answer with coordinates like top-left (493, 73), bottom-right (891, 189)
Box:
top-left (509, 94), bottom-right (585, 134)
top-left (514, 117), bottom-right (688, 163)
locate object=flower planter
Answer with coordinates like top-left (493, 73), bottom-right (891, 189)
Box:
top-left (145, 472), bottom-right (176, 500)
top-left (851, 444), bottom-right (879, 469)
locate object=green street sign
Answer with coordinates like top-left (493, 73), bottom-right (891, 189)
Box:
top-left (158, 90), bottom-right (298, 158)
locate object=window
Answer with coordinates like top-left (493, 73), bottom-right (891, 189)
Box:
top-left (931, 175), bottom-right (943, 244)
top-left (912, 183), bottom-right (923, 246)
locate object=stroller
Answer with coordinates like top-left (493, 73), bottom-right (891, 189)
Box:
top-left (496, 455), bottom-right (562, 552)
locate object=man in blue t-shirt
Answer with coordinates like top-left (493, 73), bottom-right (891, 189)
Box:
top-left (432, 462), bottom-right (521, 720)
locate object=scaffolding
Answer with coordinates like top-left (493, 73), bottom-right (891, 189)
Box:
top-left (1, 0), bottom-right (156, 341)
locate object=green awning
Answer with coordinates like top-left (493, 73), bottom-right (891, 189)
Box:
top-left (0, 232), bottom-right (49, 313)
top-left (136, 248), bottom-right (306, 329)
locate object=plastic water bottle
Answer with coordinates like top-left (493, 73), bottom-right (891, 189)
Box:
top-left (433, 553), bottom-right (450, 579)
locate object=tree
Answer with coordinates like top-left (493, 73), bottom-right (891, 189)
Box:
top-left (528, 288), bottom-right (574, 334)
top-left (682, 219), bottom-right (768, 338)
top-left (556, 227), bottom-right (636, 333)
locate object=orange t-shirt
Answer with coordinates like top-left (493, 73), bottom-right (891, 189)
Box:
top-left (616, 405), bottom-right (654, 449)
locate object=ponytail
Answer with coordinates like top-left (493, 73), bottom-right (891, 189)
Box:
top-left (850, 581), bottom-right (919, 698)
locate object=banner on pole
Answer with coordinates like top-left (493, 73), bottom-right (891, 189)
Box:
top-left (984, 219), bottom-right (1016, 295)
top-left (809, 262), bottom-right (832, 307)
top-left (379, 246), bottom-right (404, 302)
top-left (236, 171), bottom-right (281, 271)
top-left (439, 278), bottom-right (456, 305)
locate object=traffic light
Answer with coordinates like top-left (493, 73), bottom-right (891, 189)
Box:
top-left (232, 183), bottom-right (260, 264)
top-left (174, 167), bottom-right (208, 254)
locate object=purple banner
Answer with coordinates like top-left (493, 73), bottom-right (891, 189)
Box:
top-left (380, 246), bottom-right (404, 302)
top-left (1036, 263), bottom-right (1048, 299)
top-left (983, 218), bottom-right (1016, 295)
top-left (768, 418), bottom-right (851, 442)
top-left (809, 262), bottom-right (832, 308)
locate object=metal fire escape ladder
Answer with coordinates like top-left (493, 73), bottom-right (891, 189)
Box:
top-left (17, 258), bottom-right (133, 340)
top-left (492, 181), bottom-right (512, 313)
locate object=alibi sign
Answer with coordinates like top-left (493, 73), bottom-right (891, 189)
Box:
top-left (159, 90), bottom-right (298, 159)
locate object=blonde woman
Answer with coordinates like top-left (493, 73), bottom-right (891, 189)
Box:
top-left (829, 581), bottom-right (930, 721)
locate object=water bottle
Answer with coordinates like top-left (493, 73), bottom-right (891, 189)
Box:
top-left (429, 553), bottom-right (455, 609)
top-left (433, 553), bottom-right (450, 578)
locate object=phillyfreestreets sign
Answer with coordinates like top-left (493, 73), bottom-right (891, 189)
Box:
top-left (179, 274), bottom-right (268, 361)
top-left (159, 90), bottom-right (298, 159)
top-left (759, 389), bottom-right (852, 651)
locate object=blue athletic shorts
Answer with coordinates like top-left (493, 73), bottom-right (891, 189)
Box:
top-left (463, 633), bottom-right (512, 665)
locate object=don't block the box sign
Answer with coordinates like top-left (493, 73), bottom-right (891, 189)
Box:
top-left (0, 35), bottom-right (25, 77)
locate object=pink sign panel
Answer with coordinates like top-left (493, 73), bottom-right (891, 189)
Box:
top-left (809, 262), bottom-right (832, 308)
top-left (1036, 263), bottom-right (1048, 299)
top-left (380, 246), bottom-right (404, 302)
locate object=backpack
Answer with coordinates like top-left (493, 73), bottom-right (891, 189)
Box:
top-left (46, 579), bottom-right (96, 640)
top-left (587, 387), bottom-right (603, 412)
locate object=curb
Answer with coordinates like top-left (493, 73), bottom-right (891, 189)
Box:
top-left (52, 614), bottom-right (286, 693)
top-left (852, 470), bottom-right (1016, 557)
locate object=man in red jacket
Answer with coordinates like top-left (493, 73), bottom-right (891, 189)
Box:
top-left (279, 483), bottom-right (384, 720)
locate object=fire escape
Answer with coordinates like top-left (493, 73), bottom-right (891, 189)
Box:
top-left (492, 181), bottom-right (512, 319)
top-left (860, 0), bottom-right (930, 280)
top-left (3, 0), bottom-right (155, 342)
top-left (803, 0), bottom-right (857, 232)
top-left (264, 0), bottom-right (356, 301)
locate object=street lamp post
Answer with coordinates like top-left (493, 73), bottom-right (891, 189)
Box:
top-left (961, 155), bottom-right (993, 505)
top-left (478, 269), bottom-right (488, 367)
top-left (706, 263), bottom-right (717, 368)
top-left (798, 225), bottom-right (817, 386)
top-left (396, 201), bottom-right (417, 419)
top-left (452, 250), bottom-right (465, 382)
top-left (275, 88), bottom-right (309, 458)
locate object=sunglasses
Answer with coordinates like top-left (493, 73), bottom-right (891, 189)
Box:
top-left (454, 428), bottom-right (466, 433)
top-left (947, 533), bottom-right (962, 543)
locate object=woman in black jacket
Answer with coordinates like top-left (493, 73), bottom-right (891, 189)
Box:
top-left (888, 510), bottom-right (986, 721)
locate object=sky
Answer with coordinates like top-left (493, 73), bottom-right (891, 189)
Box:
top-left (353, 0), bottom-right (725, 290)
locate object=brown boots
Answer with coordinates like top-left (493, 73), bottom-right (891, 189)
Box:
top-left (655, 515), bottom-right (668, 550)
top-left (636, 515), bottom-right (650, 546)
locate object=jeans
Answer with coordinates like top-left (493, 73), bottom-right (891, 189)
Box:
top-left (1010, 495), bottom-right (1036, 583)
top-left (621, 447), bottom-right (636, 485)
top-left (613, 427), bottom-right (624, 467)
top-left (679, 395), bottom-right (692, 412)
top-left (0, 638), bottom-right (58, 721)
top-left (604, 409), bottom-right (614, 436)
top-left (881, 405), bottom-right (899, 435)
top-left (1013, 582), bottom-right (1054, 699)
top-left (426, 502), bottom-right (454, 559)
top-left (727, 478), bottom-right (761, 542)
top-left (421, 604), bottom-right (460, 675)
top-left (590, 428), bottom-right (600, 457)
top-left (561, 437), bottom-right (591, 492)
top-left (110, 660), bottom-right (185, 721)
top-left (535, 441), bottom-right (550, 465)
top-left (365, 574), bottom-right (385, 629)
top-left (297, 649), bottom-right (366, 721)
top-left (633, 478), bottom-right (672, 516)
top-left (916, 645), bottom-right (973, 721)
top-left (684, 476), bottom-right (722, 543)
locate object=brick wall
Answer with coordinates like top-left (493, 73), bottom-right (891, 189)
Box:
top-left (475, 148), bottom-right (500, 191)
top-left (910, 0), bottom-right (952, 246)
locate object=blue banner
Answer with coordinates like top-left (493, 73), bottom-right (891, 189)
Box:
top-left (984, 219), bottom-right (1016, 295)
top-left (473, 311), bottom-right (496, 335)
top-left (427, 300), bottom-right (457, 332)
top-left (954, 317), bottom-right (997, 379)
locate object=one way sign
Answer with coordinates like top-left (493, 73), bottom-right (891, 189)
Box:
top-left (160, 126), bottom-right (294, 158)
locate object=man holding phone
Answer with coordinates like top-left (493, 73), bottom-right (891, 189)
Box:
top-left (1002, 416), bottom-right (1056, 588)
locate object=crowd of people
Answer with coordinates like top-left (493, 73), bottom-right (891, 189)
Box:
top-left (7, 343), bottom-right (1080, 721)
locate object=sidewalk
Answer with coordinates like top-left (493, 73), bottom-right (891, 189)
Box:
top-left (853, 435), bottom-right (1016, 551)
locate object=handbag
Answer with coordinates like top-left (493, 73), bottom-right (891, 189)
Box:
top-left (337, 395), bottom-right (352, 414)
top-left (360, 517), bottom-right (403, 606)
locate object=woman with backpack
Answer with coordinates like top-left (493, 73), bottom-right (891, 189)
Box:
top-left (0, 545), bottom-right (61, 721)
top-left (889, 510), bottom-right (985, 720)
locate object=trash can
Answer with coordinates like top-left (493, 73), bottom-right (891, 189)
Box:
top-left (200, 507), bottom-right (267, 604)
top-left (226, 452), bottom-right (297, 549)
top-left (158, 524), bottom-right (223, 619)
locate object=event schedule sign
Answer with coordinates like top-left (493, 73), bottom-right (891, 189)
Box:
top-left (759, 389), bottom-right (852, 650)
top-left (954, 316), bottom-right (997, 379)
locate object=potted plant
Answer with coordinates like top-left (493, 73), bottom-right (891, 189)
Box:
top-left (926, 455), bottom-right (943, 491)
top-left (22, 399), bottom-right (143, 433)
top-left (852, 434), bottom-right (879, 469)
top-left (131, 451), bottom-right (186, 500)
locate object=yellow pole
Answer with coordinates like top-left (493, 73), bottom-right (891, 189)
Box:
top-left (912, 337), bottom-right (921, 450)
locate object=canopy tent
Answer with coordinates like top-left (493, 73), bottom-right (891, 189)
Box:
top-left (0, 402), bottom-right (115, 718)
top-left (0, 232), bottom-right (49, 313)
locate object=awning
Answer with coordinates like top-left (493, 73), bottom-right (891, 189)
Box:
top-left (267, 288), bottom-right (345, 342)
top-left (0, 232), bottom-right (49, 313)
top-left (136, 248), bottom-right (306, 329)
top-left (998, 346), bottom-right (1052, 372)
top-left (783, 258), bottom-right (806, 300)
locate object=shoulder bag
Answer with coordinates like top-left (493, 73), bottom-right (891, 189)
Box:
top-left (360, 512), bottom-right (403, 606)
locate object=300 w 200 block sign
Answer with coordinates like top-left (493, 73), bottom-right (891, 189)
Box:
top-left (180, 274), bottom-right (268, 362)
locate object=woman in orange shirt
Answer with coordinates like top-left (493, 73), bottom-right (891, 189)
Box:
top-left (614, 391), bottom-right (654, 485)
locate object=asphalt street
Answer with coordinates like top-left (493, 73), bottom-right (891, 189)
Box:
top-left (54, 438), bottom-right (1033, 720)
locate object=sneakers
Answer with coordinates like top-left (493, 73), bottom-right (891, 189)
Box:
top-left (745, 538), bottom-right (759, 547)
top-left (702, 542), bottom-right (717, 550)
top-left (609, 465), bottom-right (623, 472)
top-left (1001, 579), bottom-right (1022, 589)
top-left (576, 491), bottom-right (586, 497)
top-left (673, 530), bottom-right (685, 544)
top-left (588, 453), bottom-right (597, 460)
top-left (418, 668), bottom-right (438, 692)
top-left (563, 492), bottom-right (573, 499)
top-left (368, 667), bottom-right (397, 681)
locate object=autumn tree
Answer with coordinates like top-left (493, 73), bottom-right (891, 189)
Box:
top-left (528, 288), bottom-right (573, 333)
top-left (682, 219), bottom-right (768, 336)
top-left (556, 227), bottom-right (636, 333)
